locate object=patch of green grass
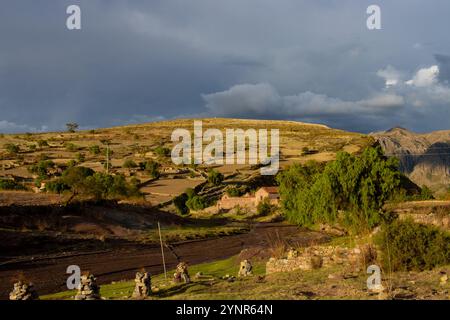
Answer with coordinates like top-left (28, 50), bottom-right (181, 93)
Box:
top-left (41, 256), bottom-right (265, 300)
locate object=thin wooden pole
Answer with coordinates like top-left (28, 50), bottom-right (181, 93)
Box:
top-left (158, 222), bottom-right (167, 279)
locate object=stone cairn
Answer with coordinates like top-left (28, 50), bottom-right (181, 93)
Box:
top-left (238, 260), bottom-right (253, 277)
top-left (75, 273), bottom-right (101, 300)
top-left (173, 262), bottom-right (190, 284)
top-left (133, 271), bottom-right (152, 299)
top-left (9, 281), bottom-right (39, 300)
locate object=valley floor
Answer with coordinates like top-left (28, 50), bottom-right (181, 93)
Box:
top-left (42, 255), bottom-right (450, 300)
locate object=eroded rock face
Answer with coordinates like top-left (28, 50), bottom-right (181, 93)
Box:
top-left (9, 281), bottom-right (39, 300)
top-left (75, 274), bottom-right (101, 300)
top-left (371, 127), bottom-right (450, 195)
top-left (174, 262), bottom-right (190, 284)
top-left (133, 271), bottom-right (151, 299)
top-left (238, 260), bottom-right (253, 277)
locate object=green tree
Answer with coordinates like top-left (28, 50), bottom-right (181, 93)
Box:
top-left (277, 146), bottom-right (401, 232)
top-left (208, 169), bottom-right (224, 186)
top-left (144, 160), bottom-right (161, 179)
top-left (66, 122), bottom-right (79, 133)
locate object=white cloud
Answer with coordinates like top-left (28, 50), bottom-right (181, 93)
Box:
top-left (377, 65), bottom-right (402, 88)
top-left (203, 83), bottom-right (404, 119)
top-left (406, 65), bottom-right (439, 87)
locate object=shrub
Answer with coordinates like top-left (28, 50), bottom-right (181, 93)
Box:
top-left (65, 143), bottom-right (79, 152)
top-left (123, 159), bottom-right (138, 169)
top-left (28, 160), bottom-right (55, 179)
top-left (257, 198), bottom-right (275, 216)
top-left (89, 145), bottom-right (101, 155)
top-left (37, 140), bottom-right (49, 148)
top-left (185, 188), bottom-right (196, 199)
top-left (58, 166), bottom-right (140, 199)
top-left (208, 169), bottom-right (224, 186)
top-left (226, 186), bottom-right (248, 197)
top-left (76, 153), bottom-right (85, 163)
top-left (418, 186), bottom-right (434, 200)
top-left (154, 146), bottom-right (170, 157)
top-left (143, 160), bottom-right (160, 179)
top-left (5, 143), bottom-right (20, 154)
top-left (376, 219), bottom-right (450, 272)
top-left (45, 180), bottom-right (70, 194)
top-left (0, 179), bottom-right (27, 191)
top-left (173, 193), bottom-right (189, 215)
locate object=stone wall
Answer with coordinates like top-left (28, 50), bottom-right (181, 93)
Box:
top-left (398, 212), bottom-right (450, 230)
top-left (266, 245), bottom-right (375, 274)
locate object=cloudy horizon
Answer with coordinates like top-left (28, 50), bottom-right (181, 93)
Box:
top-left (1, 0), bottom-right (450, 134)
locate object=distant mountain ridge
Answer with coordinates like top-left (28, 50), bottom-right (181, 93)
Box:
top-left (371, 127), bottom-right (450, 196)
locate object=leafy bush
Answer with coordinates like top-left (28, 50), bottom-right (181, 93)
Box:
top-left (376, 219), bottom-right (450, 271)
top-left (5, 143), bottom-right (20, 154)
top-left (65, 143), bottom-right (79, 152)
top-left (186, 195), bottom-right (209, 211)
top-left (208, 169), bottom-right (224, 186)
top-left (257, 198), bottom-right (275, 216)
top-left (28, 160), bottom-right (55, 179)
top-left (37, 140), bottom-right (49, 148)
top-left (0, 179), bottom-right (27, 191)
top-left (226, 186), bottom-right (249, 197)
top-left (89, 145), bottom-right (101, 155)
top-left (418, 186), bottom-right (434, 200)
top-left (173, 193), bottom-right (189, 215)
top-left (45, 180), bottom-right (70, 193)
top-left (123, 159), bottom-right (138, 169)
top-left (142, 160), bottom-right (160, 179)
top-left (277, 146), bottom-right (401, 232)
top-left (76, 152), bottom-right (85, 163)
top-left (51, 166), bottom-right (141, 199)
top-left (154, 146), bottom-right (170, 157)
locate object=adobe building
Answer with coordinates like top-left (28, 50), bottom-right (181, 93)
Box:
top-left (217, 186), bottom-right (280, 211)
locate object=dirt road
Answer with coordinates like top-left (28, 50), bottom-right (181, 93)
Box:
top-left (0, 223), bottom-right (327, 299)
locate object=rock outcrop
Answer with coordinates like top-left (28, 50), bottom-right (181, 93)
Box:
top-left (371, 127), bottom-right (450, 195)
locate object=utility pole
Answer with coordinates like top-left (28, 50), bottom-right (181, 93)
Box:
top-left (106, 143), bottom-right (110, 174)
top-left (158, 222), bottom-right (167, 280)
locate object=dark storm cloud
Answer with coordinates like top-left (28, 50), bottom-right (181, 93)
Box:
top-left (0, 0), bottom-right (449, 133)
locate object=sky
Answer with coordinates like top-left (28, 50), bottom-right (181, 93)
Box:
top-left (0, 0), bottom-right (449, 133)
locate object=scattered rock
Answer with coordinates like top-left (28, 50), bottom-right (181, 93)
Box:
top-left (9, 281), bottom-right (39, 300)
top-left (132, 271), bottom-right (151, 299)
top-left (75, 273), bottom-right (101, 300)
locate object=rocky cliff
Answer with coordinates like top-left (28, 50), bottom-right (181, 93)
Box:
top-left (371, 127), bottom-right (450, 196)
